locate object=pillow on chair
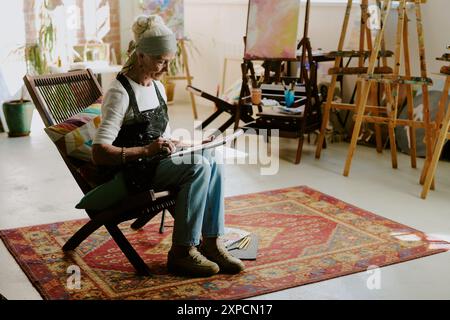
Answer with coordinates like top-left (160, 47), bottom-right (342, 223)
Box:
top-left (44, 101), bottom-right (102, 162)
top-left (76, 172), bottom-right (128, 210)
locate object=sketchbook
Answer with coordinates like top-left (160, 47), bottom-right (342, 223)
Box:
top-left (169, 129), bottom-right (244, 158)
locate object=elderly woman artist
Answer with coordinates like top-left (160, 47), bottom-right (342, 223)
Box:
top-left (92, 15), bottom-right (244, 277)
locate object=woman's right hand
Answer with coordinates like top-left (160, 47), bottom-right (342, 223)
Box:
top-left (144, 137), bottom-right (176, 157)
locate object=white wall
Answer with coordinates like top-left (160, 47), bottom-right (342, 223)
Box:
top-left (119, 0), bottom-right (349, 98)
top-left (0, 1), bottom-right (27, 130)
top-left (384, 1), bottom-right (450, 86)
top-left (119, 0), bottom-right (450, 101)
top-left (0, 2), bottom-right (27, 99)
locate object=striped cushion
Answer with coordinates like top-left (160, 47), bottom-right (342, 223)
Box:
top-left (45, 102), bottom-right (102, 162)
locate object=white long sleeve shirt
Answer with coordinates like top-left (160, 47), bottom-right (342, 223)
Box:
top-left (93, 76), bottom-right (171, 145)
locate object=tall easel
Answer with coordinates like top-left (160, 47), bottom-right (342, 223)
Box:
top-left (236, 0), bottom-right (322, 164)
top-left (315, 0), bottom-right (394, 160)
top-left (421, 48), bottom-right (450, 199)
top-left (341, 0), bottom-right (434, 177)
top-left (166, 38), bottom-right (198, 119)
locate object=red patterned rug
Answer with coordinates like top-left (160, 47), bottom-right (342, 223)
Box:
top-left (1, 186), bottom-right (448, 300)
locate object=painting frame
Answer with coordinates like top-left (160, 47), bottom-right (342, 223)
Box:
top-left (244, 0), bottom-right (301, 61)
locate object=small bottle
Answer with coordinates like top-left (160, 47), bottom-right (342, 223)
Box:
top-left (284, 89), bottom-right (295, 108)
top-left (251, 87), bottom-right (262, 105)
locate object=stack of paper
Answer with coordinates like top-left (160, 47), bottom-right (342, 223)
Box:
top-left (272, 105), bottom-right (305, 115)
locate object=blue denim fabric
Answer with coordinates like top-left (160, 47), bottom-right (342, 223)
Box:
top-left (151, 149), bottom-right (225, 246)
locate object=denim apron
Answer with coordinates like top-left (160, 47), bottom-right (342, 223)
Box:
top-left (112, 73), bottom-right (169, 193)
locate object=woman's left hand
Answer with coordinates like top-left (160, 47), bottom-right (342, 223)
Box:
top-left (202, 136), bottom-right (214, 144)
top-left (162, 139), bottom-right (177, 154)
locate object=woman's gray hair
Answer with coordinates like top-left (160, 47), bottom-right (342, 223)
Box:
top-left (121, 15), bottom-right (177, 73)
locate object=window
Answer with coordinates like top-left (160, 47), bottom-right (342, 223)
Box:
top-left (0, 1), bottom-right (26, 98)
top-left (83, 0), bottom-right (111, 42)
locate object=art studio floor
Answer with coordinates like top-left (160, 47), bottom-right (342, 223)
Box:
top-left (1, 98), bottom-right (450, 300)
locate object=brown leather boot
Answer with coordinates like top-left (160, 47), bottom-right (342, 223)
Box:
top-left (167, 246), bottom-right (219, 277)
top-left (199, 238), bottom-right (245, 274)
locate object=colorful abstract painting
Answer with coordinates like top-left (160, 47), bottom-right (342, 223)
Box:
top-left (141, 0), bottom-right (184, 39)
top-left (245, 0), bottom-right (300, 60)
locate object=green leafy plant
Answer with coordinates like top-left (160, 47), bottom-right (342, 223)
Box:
top-left (27, 1), bottom-right (57, 75)
top-left (167, 39), bottom-right (200, 77)
top-left (167, 41), bottom-right (184, 76)
top-left (11, 0), bottom-right (59, 101)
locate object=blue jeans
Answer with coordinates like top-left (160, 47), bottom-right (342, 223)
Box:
top-left (151, 149), bottom-right (225, 246)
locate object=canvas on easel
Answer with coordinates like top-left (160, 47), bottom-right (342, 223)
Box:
top-left (244, 0), bottom-right (300, 60)
top-left (237, 0), bottom-right (323, 164)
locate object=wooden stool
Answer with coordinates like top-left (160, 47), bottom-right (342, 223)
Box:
top-left (315, 0), bottom-right (394, 160)
top-left (342, 0), bottom-right (434, 177)
top-left (421, 51), bottom-right (450, 199)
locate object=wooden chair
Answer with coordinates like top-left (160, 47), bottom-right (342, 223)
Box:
top-left (24, 69), bottom-right (176, 275)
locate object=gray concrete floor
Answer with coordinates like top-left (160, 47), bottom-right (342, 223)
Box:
top-left (1, 97), bottom-right (450, 300)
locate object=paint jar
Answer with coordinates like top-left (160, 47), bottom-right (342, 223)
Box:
top-left (251, 88), bottom-right (262, 105)
top-left (284, 90), bottom-right (295, 107)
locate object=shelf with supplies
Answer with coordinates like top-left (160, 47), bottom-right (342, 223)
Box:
top-left (241, 77), bottom-right (322, 158)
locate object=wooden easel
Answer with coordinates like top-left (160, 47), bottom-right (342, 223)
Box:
top-left (236, 0), bottom-right (322, 164)
top-left (421, 49), bottom-right (450, 199)
top-left (166, 38), bottom-right (198, 119)
top-left (315, 0), bottom-right (394, 160)
top-left (341, 0), bottom-right (434, 177)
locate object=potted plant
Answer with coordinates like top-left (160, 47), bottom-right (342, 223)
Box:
top-left (3, 0), bottom-right (58, 137)
top-left (2, 86), bottom-right (35, 137)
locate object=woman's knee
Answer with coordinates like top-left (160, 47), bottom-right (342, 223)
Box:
top-left (189, 154), bottom-right (212, 178)
top-left (202, 149), bottom-right (223, 170)
top-left (205, 150), bottom-right (223, 174)
top-left (202, 148), bottom-right (213, 159)
top-left (191, 153), bottom-right (211, 166)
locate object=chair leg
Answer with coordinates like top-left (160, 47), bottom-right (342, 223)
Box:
top-left (106, 224), bottom-right (151, 276)
top-left (295, 136), bottom-right (304, 164)
top-left (63, 219), bottom-right (103, 251)
top-left (218, 117), bottom-right (236, 133)
top-left (130, 210), bottom-right (160, 230)
top-left (264, 131), bottom-right (272, 156)
top-left (63, 208), bottom-right (122, 251)
top-left (195, 109), bottom-right (223, 130)
top-left (159, 210), bottom-right (166, 234)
